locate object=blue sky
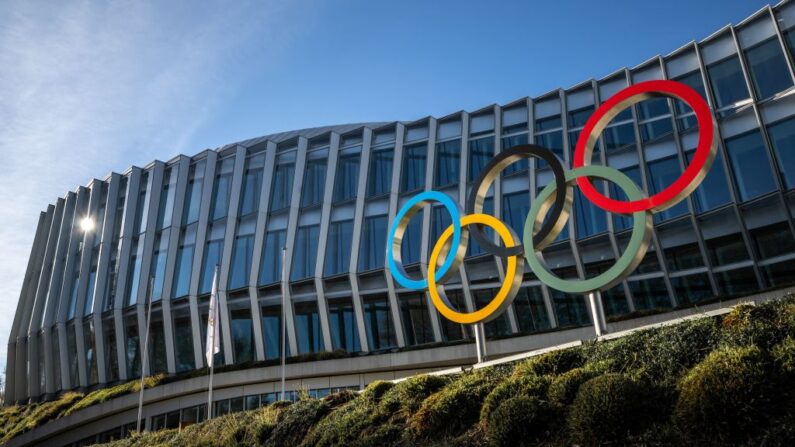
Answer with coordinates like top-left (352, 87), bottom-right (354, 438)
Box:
top-left (0, 0), bottom-right (772, 379)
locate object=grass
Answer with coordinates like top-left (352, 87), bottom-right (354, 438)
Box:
top-left (7, 295), bottom-right (795, 446)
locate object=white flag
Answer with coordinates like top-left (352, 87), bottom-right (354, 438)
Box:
top-left (205, 266), bottom-right (220, 367)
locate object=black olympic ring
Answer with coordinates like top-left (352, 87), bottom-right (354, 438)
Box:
top-left (466, 144), bottom-right (571, 257)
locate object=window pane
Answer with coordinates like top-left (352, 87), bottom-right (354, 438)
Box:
top-left (707, 56), bottom-right (750, 108)
top-left (535, 131), bottom-right (563, 168)
top-left (637, 98), bottom-right (670, 120)
top-left (602, 285), bottom-right (630, 317)
top-left (261, 306), bottom-right (288, 360)
top-left (359, 215), bottom-right (388, 271)
top-left (199, 238), bottom-right (222, 294)
top-left (603, 123), bottom-right (636, 152)
top-left (440, 289), bottom-right (467, 341)
top-left (640, 117), bottom-right (673, 142)
top-left (301, 157), bottom-right (327, 207)
top-left (231, 307), bottom-right (254, 364)
top-left (367, 149), bottom-right (393, 197)
top-left (745, 38), bottom-right (793, 99)
top-left (295, 303), bottom-right (321, 354)
top-left (568, 106), bottom-right (594, 128)
top-left (502, 192), bottom-right (529, 237)
top-left (291, 225), bottom-right (320, 280)
top-left (270, 158), bottom-right (295, 211)
top-left (211, 158), bottom-right (234, 221)
top-left (150, 234), bottom-right (168, 301)
top-left (609, 166), bottom-right (643, 231)
top-left (401, 143), bottom-right (426, 192)
top-left (749, 221), bottom-right (795, 260)
top-left (240, 156), bottom-right (265, 215)
top-left (664, 242), bottom-right (704, 271)
top-left (574, 188), bottom-right (607, 238)
top-left (686, 150), bottom-right (732, 212)
top-left (706, 232), bottom-right (749, 266)
top-left (513, 287), bottom-right (550, 332)
top-left (535, 115), bottom-right (561, 132)
top-left (401, 209), bottom-right (423, 265)
top-left (174, 312), bottom-right (195, 372)
top-left (725, 130), bottom-right (776, 201)
top-left (434, 140), bottom-right (460, 187)
top-left (325, 220), bottom-right (353, 276)
top-left (647, 156), bottom-right (689, 222)
top-left (761, 259), bottom-right (795, 288)
top-left (671, 273), bottom-right (713, 305)
top-left (468, 137), bottom-right (493, 182)
top-left (399, 293), bottom-right (434, 345)
top-left (629, 277), bottom-right (671, 311)
top-left (172, 227), bottom-right (196, 298)
top-left (125, 318), bottom-right (140, 379)
top-left (473, 289), bottom-right (511, 338)
top-left (157, 167), bottom-right (178, 229)
top-left (229, 234), bottom-right (255, 289)
top-left (333, 153), bottom-right (360, 202)
top-left (259, 230), bottom-right (286, 285)
top-left (364, 295), bottom-right (396, 350)
top-left (183, 160), bottom-right (206, 225)
top-left (501, 133), bottom-right (529, 174)
top-left (328, 299), bottom-right (361, 352)
top-left (716, 267), bottom-right (758, 296)
top-left (767, 117), bottom-right (795, 189)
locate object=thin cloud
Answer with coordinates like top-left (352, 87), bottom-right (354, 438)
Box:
top-left (0, 0), bottom-right (314, 379)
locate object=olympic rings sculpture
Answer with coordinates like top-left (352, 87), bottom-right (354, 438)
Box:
top-left (387, 80), bottom-right (718, 324)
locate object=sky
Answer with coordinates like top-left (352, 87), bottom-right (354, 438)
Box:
top-left (0, 0), bottom-right (773, 380)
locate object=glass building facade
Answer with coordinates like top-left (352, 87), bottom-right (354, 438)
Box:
top-left (6, 3), bottom-right (795, 413)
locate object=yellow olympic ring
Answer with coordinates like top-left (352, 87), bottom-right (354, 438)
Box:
top-left (428, 214), bottom-right (524, 324)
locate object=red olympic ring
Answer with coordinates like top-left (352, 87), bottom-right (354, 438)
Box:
top-left (572, 80), bottom-right (717, 214)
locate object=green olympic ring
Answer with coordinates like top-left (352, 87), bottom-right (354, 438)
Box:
top-left (523, 165), bottom-right (653, 294)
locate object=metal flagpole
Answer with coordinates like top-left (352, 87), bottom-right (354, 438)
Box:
top-left (280, 247), bottom-right (287, 401)
top-left (588, 290), bottom-right (607, 337)
top-left (474, 323), bottom-right (487, 363)
top-left (137, 276), bottom-right (155, 433)
top-left (207, 265), bottom-right (220, 421)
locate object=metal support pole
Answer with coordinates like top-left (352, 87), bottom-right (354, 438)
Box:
top-left (588, 290), bottom-right (607, 337)
top-left (474, 323), bottom-right (487, 363)
top-left (280, 247), bottom-right (287, 401)
top-left (136, 276), bottom-right (155, 433)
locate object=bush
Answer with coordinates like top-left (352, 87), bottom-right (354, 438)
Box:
top-left (408, 368), bottom-right (506, 440)
top-left (512, 348), bottom-right (584, 378)
top-left (721, 298), bottom-right (795, 350)
top-left (674, 345), bottom-right (772, 443)
top-left (487, 396), bottom-right (551, 447)
top-left (302, 381), bottom-right (396, 447)
top-left (772, 336), bottom-right (795, 377)
top-left (1, 391), bottom-right (84, 443)
top-left (378, 374), bottom-right (450, 417)
top-left (480, 373), bottom-right (550, 426)
top-left (583, 317), bottom-right (720, 386)
top-left (267, 398), bottom-right (330, 447)
top-left (546, 367), bottom-right (600, 407)
top-left (567, 374), bottom-right (661, 444)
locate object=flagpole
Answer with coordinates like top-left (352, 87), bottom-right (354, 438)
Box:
top-left (207, 265), bottom-right (220, 421)
top-left (280, 247), bottom-right (287, 401)
top-left (137, 276), bottom-right (155, 433)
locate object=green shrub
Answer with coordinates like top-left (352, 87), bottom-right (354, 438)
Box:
top-left (378, 374), bottom-right (450, 417)
top-left (546, 366), bottom-right (600, 407)
top-left (674, 345), bottom-right (772, 443)
top-left (772, 336), bottom-right (795, 377)
top-left (512, 348), bottom-right (584, 378)
top-left (583, 316), bottom-right (720, 385)
top-left (480, 373), bottom-right (550, 426)
top-left (302, 381), bottom-right (397, 447)
top-left (1, 391), bottom-right (84, 443)
top-left (721, 298), bottom-right (795, 350)
top-left (408, 368), bottom-right (506, 440)
top-left (567, 374), bottom-right (661, 444)
top-left (486, 396), bottom-right (551, 447)
top-left (267, 398), bottom-right (330, 447)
